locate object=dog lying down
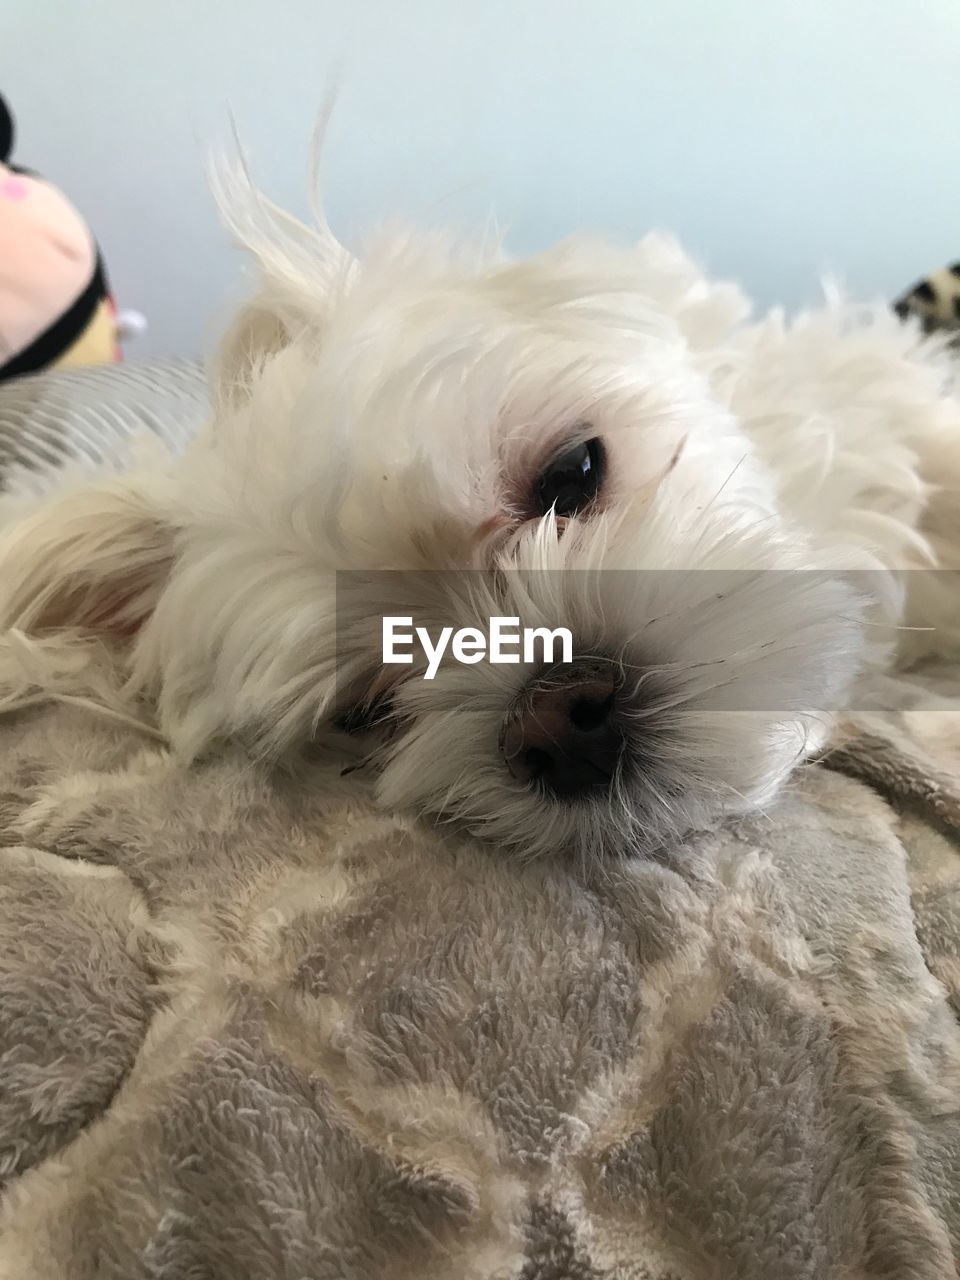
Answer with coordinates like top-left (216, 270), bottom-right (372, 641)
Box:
top-left (0, 164), bottom-right (958, 864)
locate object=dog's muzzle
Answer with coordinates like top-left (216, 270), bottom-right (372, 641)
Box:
top-left (500, 659), bottom-right (624, 799)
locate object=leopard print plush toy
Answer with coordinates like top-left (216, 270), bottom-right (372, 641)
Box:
top-left (895, 262), bottom-right (960, 338)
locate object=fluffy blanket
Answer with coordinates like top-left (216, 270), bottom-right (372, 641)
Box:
top-left (0, 668), bottom-right (959, 1279)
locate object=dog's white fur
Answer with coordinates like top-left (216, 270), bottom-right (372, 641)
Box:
top-left (0, 166), bottom-right (958, 861)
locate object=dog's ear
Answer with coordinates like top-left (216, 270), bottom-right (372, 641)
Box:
top-left (210, 154), bottom-right (356, 408)
top-left (0, 475), bottom-right (175, 639)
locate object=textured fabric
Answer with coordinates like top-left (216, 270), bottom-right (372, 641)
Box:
top-left (0, 684), bottom-right (959, 1277)
top-left (0, 359), bottom-right (207, 492)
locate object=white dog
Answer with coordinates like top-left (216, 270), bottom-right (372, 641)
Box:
top-left (0, 165), bottom-right (957, 862)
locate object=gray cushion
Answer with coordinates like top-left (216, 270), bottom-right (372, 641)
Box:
top-left (0, 361), bottom-right (208, 488)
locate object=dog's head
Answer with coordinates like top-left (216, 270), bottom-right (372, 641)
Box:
top-left (0, 171), bottom-right (866, 860)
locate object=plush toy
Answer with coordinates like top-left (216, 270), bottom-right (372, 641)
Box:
top-left (0, 91), bottom-right (123, 381)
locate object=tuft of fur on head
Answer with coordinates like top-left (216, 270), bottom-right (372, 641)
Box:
top-left (0, 148), bottom-right (955, 862)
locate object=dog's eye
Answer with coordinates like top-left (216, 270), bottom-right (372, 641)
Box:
top-left (534, 438), bottom-right (605, 517)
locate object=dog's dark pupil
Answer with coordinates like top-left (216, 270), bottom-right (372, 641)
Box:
top-left (535, 438), bottom-right (604, 517)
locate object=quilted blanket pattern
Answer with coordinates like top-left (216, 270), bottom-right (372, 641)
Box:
top-left (0, 679), bottom-right (959, 1277)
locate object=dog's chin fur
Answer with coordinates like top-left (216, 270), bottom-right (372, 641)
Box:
top-left (0, 162), bottom-right (957, 862)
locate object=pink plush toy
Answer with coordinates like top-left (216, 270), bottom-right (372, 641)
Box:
top-left (0, 91), bottom-right (122, 381)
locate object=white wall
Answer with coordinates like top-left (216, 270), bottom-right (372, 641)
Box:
top-left (3, 0), bottom-right (959, 358)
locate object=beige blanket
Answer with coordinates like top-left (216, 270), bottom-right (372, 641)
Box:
top-left (1, 671), bottom-right (960, 1278)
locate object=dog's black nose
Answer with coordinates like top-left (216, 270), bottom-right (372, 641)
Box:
top-left (501, 666), bottom-right (623, 798)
